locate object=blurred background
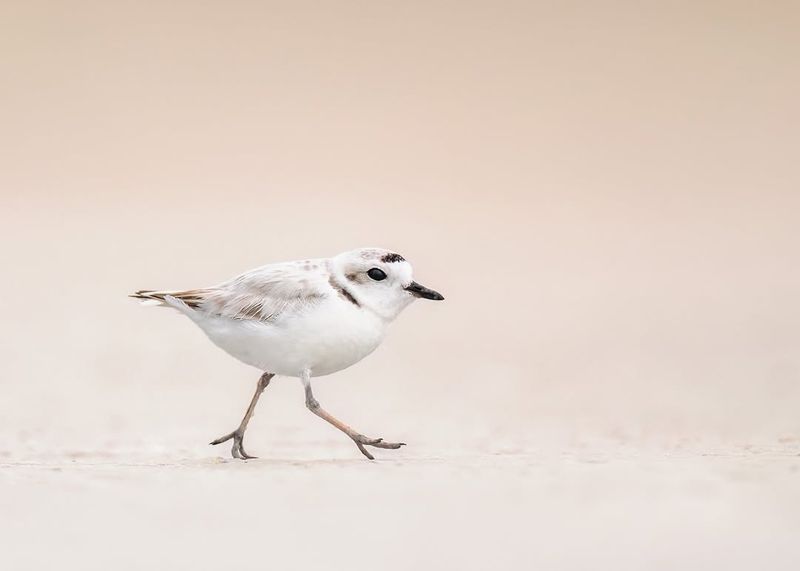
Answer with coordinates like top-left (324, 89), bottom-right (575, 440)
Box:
top-left (2, 0), bottom-right (798, 449)
top-left (1, 1), bottom-right (798, 569)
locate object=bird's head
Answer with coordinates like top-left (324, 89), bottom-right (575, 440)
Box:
top-left (330, 248), bottom-right (444, 321)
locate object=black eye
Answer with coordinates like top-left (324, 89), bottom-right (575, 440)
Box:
top-left (367, 268), bottom-right (387, 281)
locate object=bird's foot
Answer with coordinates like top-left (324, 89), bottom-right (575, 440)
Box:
top-left (351, 435), bottom-right (406, 460)
top-left (210, 429), bottom-right (257, 460)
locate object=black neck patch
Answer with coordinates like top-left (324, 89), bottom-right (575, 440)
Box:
top-left (329, 276), bottom-right (360, 307)
top-left (340, 287), bottom-right (359, 307)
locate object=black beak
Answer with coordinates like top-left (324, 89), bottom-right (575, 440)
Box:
top-left (404, 281), bottom-right (444, 301)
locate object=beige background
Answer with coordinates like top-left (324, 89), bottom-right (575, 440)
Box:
top-left (1, 1), bottom-right (799, 569)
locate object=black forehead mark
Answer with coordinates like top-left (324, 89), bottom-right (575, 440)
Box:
top-left (380, 252), bottom-right (405, 263)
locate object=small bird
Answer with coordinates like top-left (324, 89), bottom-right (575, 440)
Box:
top-left (131, 248), bottom-right (444, 460)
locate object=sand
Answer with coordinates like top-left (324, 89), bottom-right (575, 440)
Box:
top-left (2, 440), bottom-right (799, 570)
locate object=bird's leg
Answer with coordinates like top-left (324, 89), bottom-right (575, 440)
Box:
top-left (300, 370), bottom-right (405, 460)
top-left (210, 372), bottom-right (274, 460)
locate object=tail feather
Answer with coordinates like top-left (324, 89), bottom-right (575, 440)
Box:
top-left (129, 289), bottom-right (205, 309)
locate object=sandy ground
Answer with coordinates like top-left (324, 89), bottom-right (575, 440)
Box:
top-left (2, 439), bottom-right (799, 570)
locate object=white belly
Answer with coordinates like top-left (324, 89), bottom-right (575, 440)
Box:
top-left (193, 298), bottom-right (386, 377)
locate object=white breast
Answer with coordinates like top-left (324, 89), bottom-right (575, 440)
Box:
top-left (193, 296), bottom-right (387, 377)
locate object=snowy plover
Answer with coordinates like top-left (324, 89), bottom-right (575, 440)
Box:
top-left (132, 248), bottom-right (444, 460)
